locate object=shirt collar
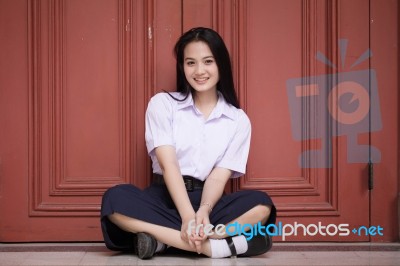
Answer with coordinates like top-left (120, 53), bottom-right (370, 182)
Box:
top-left (176, 92), bottom-right (194, 110)
top-left (177, 91), bottom-right (237, 120)
top-left (213, 92), bottom-right (236, 120)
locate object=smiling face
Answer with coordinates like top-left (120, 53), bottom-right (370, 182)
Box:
top-left (183, 41), bottom-right (219, 94)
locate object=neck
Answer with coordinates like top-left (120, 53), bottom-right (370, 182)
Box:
top-left (193, 89), bottom-right (218, 109)
top-left (193, 89), bottom-right (218, 119)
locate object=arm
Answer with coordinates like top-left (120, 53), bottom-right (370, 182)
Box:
top-left (198, 167), bottom-right (231, 215)
top-left (154, 145), bottom-right (196, 243)
top-left (191, 167), bottom-right (231, 253)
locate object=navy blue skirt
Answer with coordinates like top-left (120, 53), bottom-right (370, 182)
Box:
top-left (101, 183), bottom-right (276, 251)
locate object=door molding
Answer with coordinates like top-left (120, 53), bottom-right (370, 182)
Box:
top-left (27, 0), bottom-right (150, 216)
top-left (228, 0), bottom-right (341, 217)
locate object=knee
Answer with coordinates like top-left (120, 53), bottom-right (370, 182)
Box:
top-left (102, 184), bottom-right (133, 212)
top-left (108, 212), bottom-right (125, 224)
top-left (252, 205), bottom-right (271, 223)
top-left (248, 190), bottom-right (273, 222)
top-left (103, 184), bottom-right (121, 198)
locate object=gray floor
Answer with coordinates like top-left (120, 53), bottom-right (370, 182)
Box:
top-left (0, 242), bottom-right (399, 266)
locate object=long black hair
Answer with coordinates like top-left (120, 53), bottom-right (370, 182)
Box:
top-left (171, 27), bottom-right (240, 109)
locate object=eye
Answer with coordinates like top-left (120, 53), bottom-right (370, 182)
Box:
top-left (204, 59), bottom-right (214, 65)
top-left (186, 61), bottom-right (195, 66)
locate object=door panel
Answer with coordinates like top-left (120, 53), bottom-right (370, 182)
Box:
top-left (0, 0), bottom-right (182, 241)
top-left (183, 0), bottom-right (214, 30)
top-left (234, 0), bottom-right (368, 241)
top-left (1, 0), bottom-right (161, 241)
top-left (30, 0), bottom-right (122, 217)
top-left (370, 0), bottom-right (399, 241)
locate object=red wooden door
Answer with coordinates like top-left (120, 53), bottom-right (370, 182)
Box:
top-left (0, 0), bottom-right (183, 242)
top-left (0, 0), bottom-right (398, 242)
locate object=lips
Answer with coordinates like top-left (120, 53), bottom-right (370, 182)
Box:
top-left (194, 77), bottom-right (209, 84)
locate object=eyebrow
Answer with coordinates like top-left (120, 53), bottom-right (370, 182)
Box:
top-left (184, 56), bottom-right (214, 61)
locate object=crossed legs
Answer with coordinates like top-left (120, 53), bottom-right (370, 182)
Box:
top-left (108, 204), bottom-right (271, 257)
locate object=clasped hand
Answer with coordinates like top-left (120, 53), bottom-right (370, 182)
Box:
top-left (181, 207), bottom-right (211, 254)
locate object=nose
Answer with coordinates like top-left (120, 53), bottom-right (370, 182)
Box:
top-left (194, 63), bottom-right (206, 75)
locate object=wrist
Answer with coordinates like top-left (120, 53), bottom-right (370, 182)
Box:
top-left (181, 210), bottom-right (196, 222)
top-left (199, 202), bottom-right (213, 214)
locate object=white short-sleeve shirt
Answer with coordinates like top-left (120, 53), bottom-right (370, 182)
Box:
top-left (145, 92), bottom-right (251, 181)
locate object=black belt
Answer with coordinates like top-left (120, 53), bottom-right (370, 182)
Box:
top-left (152, 173), bottom-right (204, 191)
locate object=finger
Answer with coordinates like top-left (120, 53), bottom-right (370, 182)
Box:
top-left (192, 227), bottom-right (198, 237)
top-left (181, 231), bottom-right (188, 242)
top-left (196, 217), bottom-right (205, 236)
top-left (198, 224), bottom-right (204, 237)
top-left (194, 220), bottom-right (202, 237)
top-left (191, 234), bottom-right (202, 241)
top-left (189, 238), bottom-right (197, 249)
top-left (195, 240), bottom-right (202, 254)
top-left (199, 232), bottom-right (208, 240)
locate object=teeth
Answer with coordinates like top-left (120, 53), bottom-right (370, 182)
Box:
top-left (195, 78), bottom-right (208, 81)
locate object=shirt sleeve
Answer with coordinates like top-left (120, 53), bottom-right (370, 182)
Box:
top-left (145, 93), bottom-right (175, 154)
top-left (215, 111), bottom-right (251, 178)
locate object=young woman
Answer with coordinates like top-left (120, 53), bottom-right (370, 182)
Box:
top-left (101, 27), bottom-right (276, 259)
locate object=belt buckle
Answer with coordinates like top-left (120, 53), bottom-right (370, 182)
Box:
top-left (184, 178), bottom-right (194, 192)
